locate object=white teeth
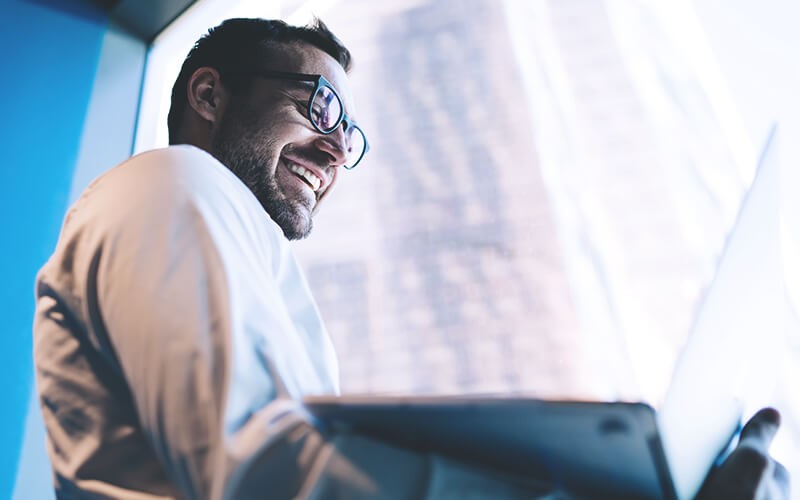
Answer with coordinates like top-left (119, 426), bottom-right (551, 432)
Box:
top-left (286, 162), bottom-right (322, 192)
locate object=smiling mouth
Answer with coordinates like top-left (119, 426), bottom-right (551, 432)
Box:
top-left (285, 160), bottom-right (323, 192)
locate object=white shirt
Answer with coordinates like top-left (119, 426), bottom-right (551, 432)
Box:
top-left (34, 146), bottom-right (339, 498)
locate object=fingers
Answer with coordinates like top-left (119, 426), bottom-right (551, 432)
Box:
top-left (738, 408), bottom-right (781, 456)
top-left (696, 408), bottom-right (788, 500)
top-left (721, 446), bottom-right (770, 498)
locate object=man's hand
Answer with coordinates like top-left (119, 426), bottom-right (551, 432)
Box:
top-left (697, 408), bottom-right (790, 499)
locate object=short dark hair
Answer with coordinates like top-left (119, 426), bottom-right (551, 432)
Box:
top-left (167, 18), bottom-right (352, 144)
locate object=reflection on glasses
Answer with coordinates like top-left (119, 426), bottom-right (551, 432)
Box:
top-left (232, 69), bottom-right (369, 169)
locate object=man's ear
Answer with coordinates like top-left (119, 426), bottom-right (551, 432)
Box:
top-left (186, 67), bottom-right (226, 124)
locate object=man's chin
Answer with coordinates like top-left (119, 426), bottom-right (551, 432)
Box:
top-left (267, 203), bottom-right (313, 240)
top-left (281, 222), bottom-right (313, 240)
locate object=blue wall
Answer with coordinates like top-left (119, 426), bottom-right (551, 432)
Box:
top-left (0, 0), bottom-right (108, 496)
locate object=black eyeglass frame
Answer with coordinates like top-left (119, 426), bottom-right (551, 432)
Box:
top-left (230, 69), bottom-right (369, 169)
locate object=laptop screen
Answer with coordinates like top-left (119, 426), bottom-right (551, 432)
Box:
top-left (658, 127), bottom-right (782, 499)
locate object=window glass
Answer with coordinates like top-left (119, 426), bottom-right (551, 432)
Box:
top-left (137, 0), bottom-right (799, 473)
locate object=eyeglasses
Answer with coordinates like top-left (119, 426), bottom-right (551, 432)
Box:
top-left (235, 69), bottom-right (369, 169)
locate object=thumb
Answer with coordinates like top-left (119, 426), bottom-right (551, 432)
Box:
top-left (738, 408), bottom-right (780, 455)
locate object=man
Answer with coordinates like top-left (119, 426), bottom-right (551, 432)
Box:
top-left (34, 18), bottom-right (788, 499)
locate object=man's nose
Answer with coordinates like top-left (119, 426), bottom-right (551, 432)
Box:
top-left (315, 124), bottom-right (349, 166)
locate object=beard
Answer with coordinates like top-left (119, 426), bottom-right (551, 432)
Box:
top-left (211, 109), bottom-right (314, 240)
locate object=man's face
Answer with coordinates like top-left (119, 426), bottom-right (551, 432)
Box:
top-left (210, 42), bottom-right (356, 240)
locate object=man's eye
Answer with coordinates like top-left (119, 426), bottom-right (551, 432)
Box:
top-left (291, 98), bottom-right (311, 118)
top-left (311, 104), bottom-right (329, 123)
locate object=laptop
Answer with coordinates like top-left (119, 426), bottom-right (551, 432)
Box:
top-left (304, 127), bottom-right (781, 500)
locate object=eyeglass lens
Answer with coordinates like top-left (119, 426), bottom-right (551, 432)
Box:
top-left (311, 85), bottom-right (366, 168)
top-left (312, 86), bottom-right (342, 132)
top-left (344, 127), bottom-right (366, 169)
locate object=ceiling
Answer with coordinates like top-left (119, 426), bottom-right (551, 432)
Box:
top-left (106, 0), bottom-right (198, 41)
